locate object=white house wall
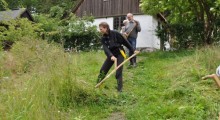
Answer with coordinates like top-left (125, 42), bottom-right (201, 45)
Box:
top-left (93, 15), bottom-right (160, 49)
top-left (93, 17), bottom-right (114, 30)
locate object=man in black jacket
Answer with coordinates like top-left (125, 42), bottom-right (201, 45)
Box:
top-left (97, 22), bottom-right (135, 92)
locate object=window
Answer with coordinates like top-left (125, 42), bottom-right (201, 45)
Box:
top-left (113, 16), bottom-right (126, 31)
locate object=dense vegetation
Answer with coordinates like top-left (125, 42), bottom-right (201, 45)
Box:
top-left (141, 0), bottom-right (220, 49)
top-left (0, 39), bottom-right (220, 119)
top-left (0, 0), bottom-right (101, 51)
top-left (0, 0), bottom-right (77, 13)
top-left (0, 0), bottom-right (220, 119)
top-left (1, 0), bottom-right (220, 50)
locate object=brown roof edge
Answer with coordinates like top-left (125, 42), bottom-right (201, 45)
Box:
top-left (21, 8), bottom-right (34, 21)
top-left (72, 0), bottom-right (84, 13)
top-left (26, 9), bottom-right (34, 21)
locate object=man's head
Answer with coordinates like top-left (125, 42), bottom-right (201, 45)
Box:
top-left (127, 13), bottom-right (134, 21)
top-left (99, 22), bottom-right (110, 34)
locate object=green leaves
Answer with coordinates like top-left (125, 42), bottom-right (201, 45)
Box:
top-left (141, 0), bottom-right (220, 48)
top-left (49, 6), bottom-right (64, 19)
top-left (63, 15), bottom-right (101, 51)
top-left (0, 18), bottom-right (41, 42)
top-left (33, 12), bottom-right (100, 51)
top-left (0, 0), bottom-right (8, 10)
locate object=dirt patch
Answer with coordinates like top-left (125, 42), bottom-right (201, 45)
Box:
top-left (106, 112), bottom-right (126, 120)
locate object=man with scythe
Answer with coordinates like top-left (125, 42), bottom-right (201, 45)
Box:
top-left (96, 22), bottom-right (137, 92)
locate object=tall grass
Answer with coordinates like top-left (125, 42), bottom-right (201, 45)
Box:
top-left (0, 38), bottom-right (220, 119)
top-left (125, 47), bottom-right (220, 120)
top-left (0, 37), bottom-right (105, 119)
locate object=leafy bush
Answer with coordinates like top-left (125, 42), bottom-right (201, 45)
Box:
top-left (156, 21), bottom-right (220, 50)
top-left (34, 13), bottom-right (101, 52)
top-left (63, 15), bottom-right (101, 51)
top-left (49, 6), bottom-right (65, 19)
top-left (0, 18), bottom-right (42, 49)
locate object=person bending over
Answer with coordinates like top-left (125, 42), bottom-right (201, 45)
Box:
top-left (97, 22), bottom-right (135, 92)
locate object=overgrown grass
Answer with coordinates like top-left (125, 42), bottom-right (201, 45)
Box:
top-left (0, 39), bottom-right (220, 120)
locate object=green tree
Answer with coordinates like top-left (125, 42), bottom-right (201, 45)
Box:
top-left (0, 18), bottom-right (42, 50)
top-left (35, 0), bottom-right (77, 13)
top-left (34, 10), bottom-right (101, 51)
top-left (141, 0), bottom-right (220, 48)
top-left (0, 0), bottom-right (8, 10)
top-left (0, 0), bottom-right (77, 13)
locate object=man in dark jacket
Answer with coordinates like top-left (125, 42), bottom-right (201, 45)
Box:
top-left (97, 22), bottom-right (135, 92)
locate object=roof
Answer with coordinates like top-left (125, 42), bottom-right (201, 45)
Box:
top-left (0, 8), bottom-right (33, 21)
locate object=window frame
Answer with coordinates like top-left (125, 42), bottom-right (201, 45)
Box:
top-left (113, 16), bottom-right (126, 31)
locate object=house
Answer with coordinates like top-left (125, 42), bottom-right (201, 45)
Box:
top-left (72, 0), bottom-right (162, 50)
top-left (0, 8), bottom-right (34, 22)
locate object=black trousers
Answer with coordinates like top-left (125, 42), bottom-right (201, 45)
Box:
top-left (97, 54), bottom-right (124, 92)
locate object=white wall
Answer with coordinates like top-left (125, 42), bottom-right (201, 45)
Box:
top-left (93, 15), bottom-right (160, 49)
top-left (93, 17), bottom-right (114, 30)
top-left (134, 15), bottom-right (160, 49)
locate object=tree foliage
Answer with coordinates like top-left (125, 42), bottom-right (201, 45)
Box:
top-left (63, 15), bottom-right (101, 51)
top-left (141, 0), bottom-right (220, 49)
top-left (0, 0), bottom-right (8, 10)
top-left (0, 0), bottom-right (77, 13)
top-left (34, 8), bottom-right (101, 51)
top-left (0, 18), bottom-right (42, 50)
top-left (0, 1), bottom-right (101, 51)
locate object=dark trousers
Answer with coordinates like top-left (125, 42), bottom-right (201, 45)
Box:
top-left (128, 37), bottom-right (136, 64)
top-left (97, 54), bottom-right (124, 92)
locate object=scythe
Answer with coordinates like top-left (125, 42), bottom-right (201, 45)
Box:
top-left (95, 51), bottom-right (140, 88)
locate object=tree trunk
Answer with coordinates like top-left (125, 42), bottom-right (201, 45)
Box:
top-left (200, 0), bottom-right (214, 44)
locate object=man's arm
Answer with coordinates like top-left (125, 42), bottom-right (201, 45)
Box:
top-left (135, 20), bottom-right (141, 32)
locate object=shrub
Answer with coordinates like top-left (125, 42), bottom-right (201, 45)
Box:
top-left (0, 18), bottom-right (42, 50)
top-left (63, 16), bottom-right (101, 51)
top-left (156, 21), bottom-right (220, 50)
top-left (34, 13), bottom-right (101, 52)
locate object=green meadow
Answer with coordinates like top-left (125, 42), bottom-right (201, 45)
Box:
top-left (0, 38), bottom-right (220, 120)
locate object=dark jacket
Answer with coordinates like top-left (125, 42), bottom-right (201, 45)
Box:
top-left (101, 30), bottom-right (134, 58)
